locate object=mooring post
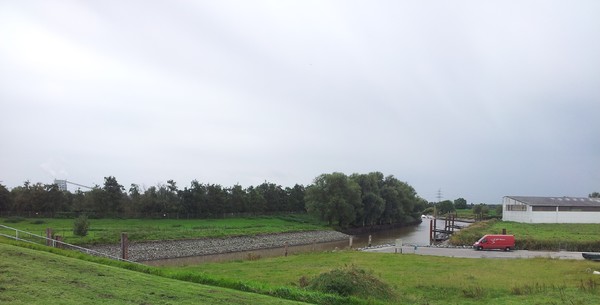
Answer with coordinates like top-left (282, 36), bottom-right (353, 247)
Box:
top-left (349, 236), bottom-right (353, 249)
top-left (46, 228), bottom-right (53, 247)
top-left (368, 235), bottom-right (372, 247)
top-left (429, 219), bottom-right (433, 245)
top-left (121, 232), bottom-right (128, 260)
top-left (502, 228), bottom-right (506, 235)
top-left (284, 241), bottom-right (288, 257)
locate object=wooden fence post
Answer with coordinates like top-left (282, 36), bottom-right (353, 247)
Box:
top-left (121, 232), bottom-right (128, 260)
top-left (46, 228), bottom-right (53, 246)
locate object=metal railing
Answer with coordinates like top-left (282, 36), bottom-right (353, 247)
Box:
top-left (0, 224), bottom-right (138, 264)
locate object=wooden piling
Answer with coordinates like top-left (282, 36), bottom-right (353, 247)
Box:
top-left (429, 219), bottom-right (433, 245)
top-left (349, 236), bottom-right (353, 249)
top-left (121, 232), bottom-right (129, 260)
top-left (284, 241), bottom-right (288, 257)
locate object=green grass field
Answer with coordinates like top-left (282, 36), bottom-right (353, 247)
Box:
top-left (166, 250), bottom-right (600, 305)
top-left (452, 208), bottom-right (501, 220)
top-left (0, 215), bottom-right (329, 245)
top-left (0, 241), bottom-right (306, 305)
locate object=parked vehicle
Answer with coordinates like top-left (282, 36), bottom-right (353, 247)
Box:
top-left (473, 234), bottom-right (515, 251)
top-left (582, 253), bottom-right (600, 261)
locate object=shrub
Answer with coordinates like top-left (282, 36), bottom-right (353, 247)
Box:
top-left (305, 264), bottom-right (396, 300)
top-left (73, 215), bottom-right (90, 237)
top-left (30, 220), bottom-right (46, 225)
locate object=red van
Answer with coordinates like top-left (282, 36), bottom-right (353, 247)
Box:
top-left (473, 234), bottom-right (515, 251)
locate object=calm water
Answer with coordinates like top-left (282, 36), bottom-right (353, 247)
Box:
top-left (144, 218), bottom-right (467, 266)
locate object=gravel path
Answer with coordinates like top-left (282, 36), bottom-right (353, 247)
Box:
top-left (89, 230), bottom-right (350, 261)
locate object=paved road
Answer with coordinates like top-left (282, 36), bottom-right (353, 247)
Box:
top-left (364, 245), bottom-right (585, 260)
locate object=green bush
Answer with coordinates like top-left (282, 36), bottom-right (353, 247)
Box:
top-left (73, 215), bottom-right (90, 237)
top-left (305, 265), bottom-right (396, 300)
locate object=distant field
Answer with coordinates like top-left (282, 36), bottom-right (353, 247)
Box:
top-left (453, 208), bottom-right (501, 219)
top-left (167, 250), bottom-right (600, 305)
top-left (0, 241), bottom-right (305, 305)
top-left (450, 220), bottom-right (600, 251)
top-left (0, 214), bottom-right (330, 245)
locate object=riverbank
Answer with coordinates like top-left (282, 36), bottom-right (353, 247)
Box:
top-left (89, 230), bottom-right (350, 261)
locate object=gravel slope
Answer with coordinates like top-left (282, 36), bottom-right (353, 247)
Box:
top-left (89, 230), bottom-right (350, 261)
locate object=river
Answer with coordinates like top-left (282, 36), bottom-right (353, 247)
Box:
top-left (144, 217), bottom-right (469, 266)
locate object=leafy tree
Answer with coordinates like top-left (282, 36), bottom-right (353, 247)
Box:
top-left (125, 184), bottom-right (142, 214)
top-left (590, 192), bottom-right (600, 198)
top-left (102, 176), bottom-right (124, 214)
top-left (246, 186), bottom-right (266, 214)
top-left (0, 184), bottom-right (11, 211)
top-left (43, 183), bottom-right (65, 214)
top-left (286, 184), bottom-right (306, 212)
top-left (472, 203), bottom-right (489, 220)
top-left (256, 182), bottom-right (287, 212)
top-left (155, 180), bottom-right (180, 214)
top-left (179, 180), bottom-right (206, 215)
top-left (360, 192), bottom-right (385, 226)
top-left (70, 189), bottom-right (87, 213)
top-left (437, 200), bottom-right (455, 215)
top-left (454, 198), bottom-right (468, 209)
top-left (305, 173), bottom-right (361, 228)
top-left (227, 184), bottom-right (247, 213)
top-left (205, 184), bottom-right (227, 215)
top-left (351, 172), bottom-right (385, 226)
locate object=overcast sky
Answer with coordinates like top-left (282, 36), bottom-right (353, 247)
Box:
top-left (1, 1), bottom-right (599, 204)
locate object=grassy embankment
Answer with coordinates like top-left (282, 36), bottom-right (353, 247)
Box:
top-left (4, 237), bottom-right (600, 305)
top-left (0, 240), bottom-right (309, 305)
top-left (450, 220), bottom-right (600, 251)
top-left (1, 214), bottom-right (329, 245)
top-left (4, 216), bottom-right (600, 305)
top-left (0, 238), bottom-right (379, 305)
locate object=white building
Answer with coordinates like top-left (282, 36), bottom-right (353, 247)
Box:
top-left (502, 196), bottom-right (600, 223)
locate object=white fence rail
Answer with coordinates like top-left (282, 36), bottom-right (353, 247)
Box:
top-left (0, 224), bottom-right (138, 264)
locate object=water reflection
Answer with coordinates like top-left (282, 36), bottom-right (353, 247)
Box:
top-left (144, 218), bottom-right (468, 266)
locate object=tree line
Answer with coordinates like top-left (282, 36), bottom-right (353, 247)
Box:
top-left (0, 172), bottom-right (429, 228)
top-left (0, 177), bottom-right (305, 218)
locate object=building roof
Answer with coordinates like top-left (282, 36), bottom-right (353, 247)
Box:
top-left (506, 196), bottom-right (600, 207)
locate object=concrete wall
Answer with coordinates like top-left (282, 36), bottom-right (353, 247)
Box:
top-left (530, 211), bottom-right (600, 223)
top-left (502, 197), bottom-right (530, 223)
